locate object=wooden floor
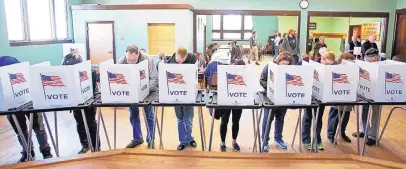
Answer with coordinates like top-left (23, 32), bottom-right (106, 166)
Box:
top-left (1, 58), bottom-right (406, 165)
top-left (2, 149), bottom-right (405, 169)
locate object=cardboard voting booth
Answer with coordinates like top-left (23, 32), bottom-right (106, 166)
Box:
top-left (217, 65), bottom-right (256, 105)
top-left (356, 60), bottom-right (406, 102)
top-left (30, 61), bottom-right (93, 109)
top-left (158, 63), bottom-right (197, 103)
top-left (99, 60), bottom-right (149, 103)
top-left (268, 62), bottom-right (313, 105)
top-left (0, 62), bottom-right (32, 111)
top-left (304, 60), bottom-right (359, 103)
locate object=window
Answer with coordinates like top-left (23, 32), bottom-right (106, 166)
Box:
top-left (3, 0), bottom-right (70, 45)
top-left (212, 14), bottom-right (253, 40)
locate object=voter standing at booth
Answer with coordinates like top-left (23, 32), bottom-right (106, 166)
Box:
top-left (0, 56), bottom-right (53, 163)
top-left (61, 49), bottom-right (100, 154)
top-left (167, 47), bottom-right (198, 151)
top-left (302, 50), bottom-right (338, 151)
top-left (352, 48), bottom-right (382, 146)
top-left (117, 45), bottom-right (158, 149)
top-left (327, 53), bottom-right (356, 144)
top-left (260, 52), bottom-right (293, 152)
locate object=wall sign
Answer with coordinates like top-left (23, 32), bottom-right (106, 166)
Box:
top-left (309, 23), bottom-right (317, 30)
top-left (361, 22), bottom-right (381, 40)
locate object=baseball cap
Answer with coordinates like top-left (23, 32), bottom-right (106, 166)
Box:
top-left (0, 56), bottom-right (20, 67)
top-left (365, 48), bottom-right (379, 57)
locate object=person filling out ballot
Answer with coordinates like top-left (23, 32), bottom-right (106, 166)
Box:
top-left (302, 50), bottom-right (338, 151)
top-left (117, 45), bottom-right (159, 149)
top-left (327, 53), bottom-right (356, 144)
top-left (260, 51), bottom-right (293, 152)
top-left (352, 48), bottom-right (382, 146)
top-left (167, 47), bottom-right (198, 151)
top-left (0, 56), bottom-right (53, 163)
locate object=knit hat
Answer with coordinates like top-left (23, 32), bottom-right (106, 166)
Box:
top-left (0, 56), bottom-right (20, 67)
top-left (365, 48), bottom-right (379, 57)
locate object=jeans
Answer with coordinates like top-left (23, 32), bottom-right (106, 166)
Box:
top-left (220, 109), bottom-right (242, 142)
top-left (327, 107), bottom-right (350, 139)
top-left (302, 106), bottom-right (325, 144)
top-left (7, 113), bottom-right (51, 153)
top-left (293, 55), bottom-right (299, 65)
top-left (261, 108), bottom-right (287, 145)
top-left (73, 107), bottom-right (100, 150)
top-left (275, 46), bottom-right (280, 56)
top-left (360, 105), bottom-right (380, 140)
top-left (129, 106), bottom-right (155, 144)
top-left (175, 106), bottom-right (194, 145)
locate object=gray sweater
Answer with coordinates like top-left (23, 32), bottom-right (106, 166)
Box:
top-left (281, 36), bottom-right (300, 55)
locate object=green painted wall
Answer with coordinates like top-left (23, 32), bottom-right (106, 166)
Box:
top-left (205, 15), bottom-right (213, 45)
top-left (253, 16), bottom-right (278, 45)
top-left (278, 16), bottom-right (298, 35)
top-left (398, 0), bottom-right (406, 9)
top-left (0, 0), bottom-right (82, 65)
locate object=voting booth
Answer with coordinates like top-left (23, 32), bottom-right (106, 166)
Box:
top-left (304, 60), bottom-right (359, 103)
top-left (99, 60), bottom-right (149, 103)
top-left (0, 62), bottom-right (32, 111)
top-left (158, 63), bottom-right (197, 103)
top-left (217, 65), bottom-right (256, 105)
top-left (356, 60), bottom-right (406, 102)
top-left (30, 61), bottom-right (93, 109)
top-left (267, 62), bottom-right (313, 105)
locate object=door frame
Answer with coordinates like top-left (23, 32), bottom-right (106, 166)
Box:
top-left (85, 21), bottom-right (116, 63)
top-left (307, 11), bottom-right (390, 53)
top-left (392, 8), bottom-right (406, 56)
top-left (193, 10), bottom-right (301, 53)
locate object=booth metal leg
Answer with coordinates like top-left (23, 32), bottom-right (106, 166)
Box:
top-left (376, 106), bottom-right (382, 146)
top-left (114, 107), bottom-right (117, 149)
top-left (299, 109), bottom-right (302, 153)
top-left (12, 114), bottom-right (30, 161)
top-left (311, 108), bottom-right (319, 153)
top-left (252, 109), bottom-right (257, 152)
top-left (198, 106), bottom-right (205, 151)
top-left (160, 107), bottom-right (164, 149)
top-left (361, 106), bottom-right (373, 156)
top-left (81, 109), bottom-right (94, 152)
top-left (378, 107), bottom-right (405, 144)
top-left (43, 112), bottom-right (59, 156)
top-left (27, 113), bottom-right (34, 161)
top-left (208, 108), bottom-right (215, 151)
top-left (261, 109), bottom-right (273, 153)
top-left (54, 111), bottom-right (59, 156)
top-left (154, 106), bottom-right (163, 150)
top-left (256, 109), bottom-right (262, 153)
top-left (95, 108), bottom-right (101, 151)
top-left (334, 107), bottom-right (343, 146)
top-left (99, 109), bottom-right (111, 150)
top-left (356, 106), bottom-right (360, 155)
top-left (292, 109), bottom-right (300, 148)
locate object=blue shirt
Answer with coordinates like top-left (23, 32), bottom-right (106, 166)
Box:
top-left (0, 56), bottom-right (19, 67)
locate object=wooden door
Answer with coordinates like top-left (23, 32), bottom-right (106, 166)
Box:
top-left (148, 23), bottom-right (175, 55)
top-left (394, 15), bottom-right (406, 60)
top-left (86, 21), bottom-right (116, 64)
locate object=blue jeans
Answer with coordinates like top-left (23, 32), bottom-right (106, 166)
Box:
top-left (261, 108), bottom-right (287, 145)
top-left (275, 46), bottom-right (280, 56)
top-left (327, 107), bottom-right (350, 139)
top-left (302, 106), bottom-right (325, 144)
top-left (175, 106), bottom-right (194, 145)
top-left (129, 106), bottom-right (155, 144)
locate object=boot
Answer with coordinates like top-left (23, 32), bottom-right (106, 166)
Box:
top-left (18, 150), bottom-right (35, 163)
top-left (41, 146), bottom-right (53, 159)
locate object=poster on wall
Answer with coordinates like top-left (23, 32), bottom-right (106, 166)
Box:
top-left (361, 22), bottom-right (381, 40)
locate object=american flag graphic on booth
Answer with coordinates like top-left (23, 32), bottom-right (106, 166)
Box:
top-left (41, 75), bottom-right (65, 87)
top-left (166, 71), bottom-right (185, 84)
top-left (359, 68), bottom-right (371, 81)
top-left (227, 73), bottom-right (246, 86)
top-left (332, 72), bottom-right (350, 84)
top-left (269, 70), bottom-right (274, 82)
top-left (286, 73), bottom-right (304, 86)
top-left (79, 71), bottom-right (89, 82)
top-left (9, 73), bottom-right (27, 85)
top-left (385, 72), bottom-right (402, 83)
top-left (108, 72), bottom-right (128, 84)
top-left (313, 70), bottom-right (319, 82)
top-left (140, 70), bottom-right (146, 80)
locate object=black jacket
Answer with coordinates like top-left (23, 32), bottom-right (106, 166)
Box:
top-left (362, 40), bottom-right (378, 56)
top-left (167, 53), bottom-right (197, 64)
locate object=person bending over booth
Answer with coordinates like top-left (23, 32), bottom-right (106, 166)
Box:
top-left (260, 52), bottom-right (293, 152)
top-left (117, 45), bottom-right (158, 149)
top-left (1, 56), bottom-right (53, 163)
top-left (167, 47), bottom-right (198, 151)
top-left (302, 50), bottom-right (338, 151)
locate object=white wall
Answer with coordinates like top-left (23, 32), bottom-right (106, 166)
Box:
top-left (196, 15), bottom-right (206, 53)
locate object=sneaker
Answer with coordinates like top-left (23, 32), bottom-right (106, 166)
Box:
top-left (78, 147), bottom-right (90, 154)
top-left (189, 140), bottom-right (197, 148)
top-left (177, 144), bottom-right (186, 151)
top-left (274, 140), bottom-right (287, 149)
top-left (232, 143), bottom-right (241, 152)
top-left (41, 147), bottom-right (53, 159)
top-left (126, 140), bottom-right (144, 148)
top-left (304, 143), bottom-right (312, 150)
top-left (366, 138), bottom-right (376, 146)
top-left (352, 132), bottom-right (365, 138)
top-left (18, 151), bottom-right (35, 163)
top-left (220, 144), bottom-right (227, 152)
top-left (317, 143), bottom-right (324, 151)
top-left (255, 62), bottom-right (260, 65)
top-left (342, 134), bottom-right (352, 143)
top-left (328, 138), bottom-right (335, 144)
top-left (263, 144), bottom-right (270, 152)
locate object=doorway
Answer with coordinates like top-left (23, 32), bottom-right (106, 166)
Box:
top-left (394, 14), bottom-right (406, 59)
top-left (86, 21), bottom-right (116, 64)
top-left (148, 23), bottom-right (175, 56)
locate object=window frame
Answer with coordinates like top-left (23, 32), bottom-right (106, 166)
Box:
top-left (212, 14), bottom-right (253, 41)
top-left (4, 0), bottom-right (72, 46)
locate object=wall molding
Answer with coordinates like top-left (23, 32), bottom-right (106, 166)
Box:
top-left (71, 4), bottom-right (194, 10)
